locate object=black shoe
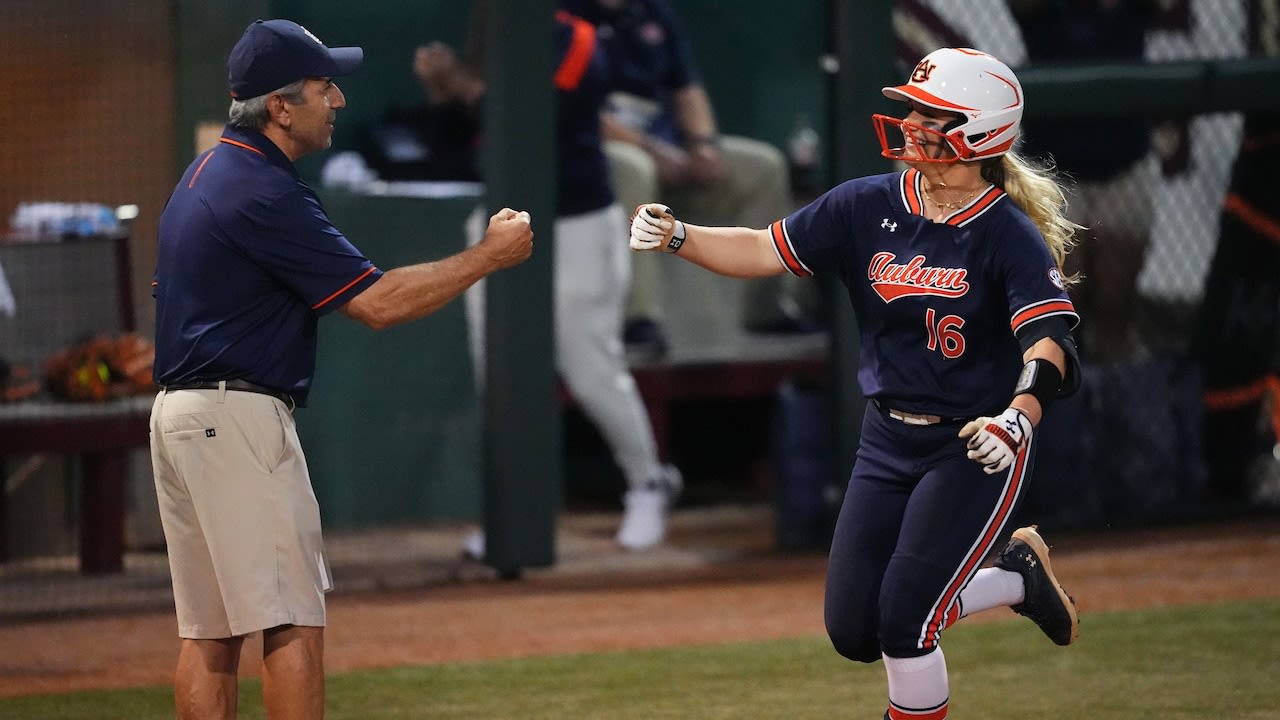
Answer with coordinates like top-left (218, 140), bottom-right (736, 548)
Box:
top-left (623, 317), bottom-right (669, 360)
top-left (994, 525), bottom-right (1079, 646)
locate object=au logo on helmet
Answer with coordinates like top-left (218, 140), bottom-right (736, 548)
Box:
top-left (911, 60), bottom-right (936, 84)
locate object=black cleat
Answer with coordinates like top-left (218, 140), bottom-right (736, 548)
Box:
top-left (995, 525), bottom-right (1079, 646)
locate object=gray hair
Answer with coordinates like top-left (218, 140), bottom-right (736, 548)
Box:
top-left (227, 79), bottom-right (308, 130)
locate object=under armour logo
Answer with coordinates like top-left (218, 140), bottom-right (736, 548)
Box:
top-left (205, 428), bottom-right (216, 438)
top-left (1004, 419), bottom-right (1018, 433)
top-left (881, 218), bottom-right (897, 232)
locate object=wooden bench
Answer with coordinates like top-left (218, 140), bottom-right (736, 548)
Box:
top-left (0, 396), bottom-right (151, 574)
top-left (0, 229), bottom-right (143, 575)
top-left (560, 333), bottom-right (831, 459)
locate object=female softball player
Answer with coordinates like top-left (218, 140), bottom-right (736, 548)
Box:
top-left (630, 47), bottom-right (1081, 720)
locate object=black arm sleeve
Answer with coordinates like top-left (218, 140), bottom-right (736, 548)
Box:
top-left (1015, 316), bottom-right (1082, 397)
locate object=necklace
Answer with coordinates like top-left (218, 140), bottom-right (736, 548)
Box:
top-left (922, 182), bottom-right (981, 210)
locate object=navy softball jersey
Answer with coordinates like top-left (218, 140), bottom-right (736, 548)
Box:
top-left (771, 168), bottom-right (1078, 417)
top-left (773, 168), bottom-right (1079, 661)
top-left (152, 126), bottom-right (383, 407)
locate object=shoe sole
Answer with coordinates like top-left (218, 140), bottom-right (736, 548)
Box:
top-left (1011, 525), bottom-right (1080, 645)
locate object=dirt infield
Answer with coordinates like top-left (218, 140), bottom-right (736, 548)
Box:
top-left (2, 513), bottom-right (1278, 699)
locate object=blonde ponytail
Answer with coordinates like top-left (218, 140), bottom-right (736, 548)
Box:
top-left (982, 151), bottom-right (1081, 286)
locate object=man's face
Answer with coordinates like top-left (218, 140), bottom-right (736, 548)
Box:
top-left (287, 77), bottom-right (346, 155)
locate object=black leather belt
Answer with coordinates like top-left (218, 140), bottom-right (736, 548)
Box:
top-left (162, 379), bottom-right (294, 408)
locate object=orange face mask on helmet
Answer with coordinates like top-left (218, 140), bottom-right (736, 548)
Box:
top-left (873, 47), bottom-right (1024, 164)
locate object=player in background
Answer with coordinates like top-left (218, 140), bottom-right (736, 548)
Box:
top-left (630, 48), bottom-right (1081, 720)
top-left (413, 7), bottom-right (683, 552)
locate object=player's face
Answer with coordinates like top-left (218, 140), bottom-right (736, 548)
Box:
top-left (872, 100), bottom-right (965, 164)
top-left (901, 101), bottom-right (962, 162)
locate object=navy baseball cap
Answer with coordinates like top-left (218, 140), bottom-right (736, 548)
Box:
top-left (227, 19), bottom-right (364, 99)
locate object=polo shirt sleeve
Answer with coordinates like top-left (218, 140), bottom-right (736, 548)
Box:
top-left (241, 185), bottom-right (383, 317)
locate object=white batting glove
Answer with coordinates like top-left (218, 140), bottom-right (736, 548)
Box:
top-left (958, 407), bottom-right (1032, 475)
top-left (629, 203), bottom-right (686, 253)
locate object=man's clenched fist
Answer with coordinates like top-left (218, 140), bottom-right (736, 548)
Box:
top-left (629, 203), bottom-right (685, 253)
top-left (958, 407), bottom-right (1032, 475)
top-left (480, 208), bottom-right (534, 269)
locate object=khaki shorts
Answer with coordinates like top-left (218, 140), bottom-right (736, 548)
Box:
top-left (150, 385), bottom-right (331, 639)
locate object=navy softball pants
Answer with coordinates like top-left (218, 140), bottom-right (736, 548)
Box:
top-left (824, 402), bottom-right (1034, 662)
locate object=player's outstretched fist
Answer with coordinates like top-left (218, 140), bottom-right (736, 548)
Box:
top-left (481, 208), bottom-right (534, 269)
top-left (629, 203), bottom-right (686, 253)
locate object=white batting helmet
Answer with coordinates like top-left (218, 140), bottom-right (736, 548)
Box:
top-left (878, 47), bottom-right (1024, 162)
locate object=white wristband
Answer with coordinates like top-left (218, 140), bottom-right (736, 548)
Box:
top-left (668, 220), bottom-right (686, 252)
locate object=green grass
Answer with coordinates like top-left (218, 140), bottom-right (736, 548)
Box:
top-left (6, 598), bottom-right (1278, 719)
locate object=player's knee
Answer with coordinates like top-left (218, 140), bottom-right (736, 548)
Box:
top-left (827, 632), bottom-right (881, 664)
top-left (825, 614), bottom-right (880, 663)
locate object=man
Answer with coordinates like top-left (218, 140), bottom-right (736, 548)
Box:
top-left (148, 19), bottom-right (532, 720)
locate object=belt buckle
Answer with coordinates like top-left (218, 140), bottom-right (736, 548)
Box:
top-left (890, 410), bottom-right (933, 426)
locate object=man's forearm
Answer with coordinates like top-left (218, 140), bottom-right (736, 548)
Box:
top-left (341, 246), bottom-right (495, 329)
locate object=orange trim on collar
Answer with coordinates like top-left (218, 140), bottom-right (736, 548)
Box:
top-left (943, 184), bottom-right (1002, 226)
top-left (218, 137), bottom-right (268, 157)
top-left (902, 169), bottom-right (925, 215)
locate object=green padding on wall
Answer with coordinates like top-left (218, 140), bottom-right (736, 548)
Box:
top-left (297, 191), bottom-right (482, 528)
top-left (1020, 58), bottom-right (1280, 117)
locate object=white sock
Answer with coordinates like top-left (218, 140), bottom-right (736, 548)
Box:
top-left (884, 648), bottom-right (948, 718)
top-left (957, 567), bottom-right (1024, 618)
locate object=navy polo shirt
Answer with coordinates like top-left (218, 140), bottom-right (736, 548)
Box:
top-left (152, 125), bottom-right (382, 407)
